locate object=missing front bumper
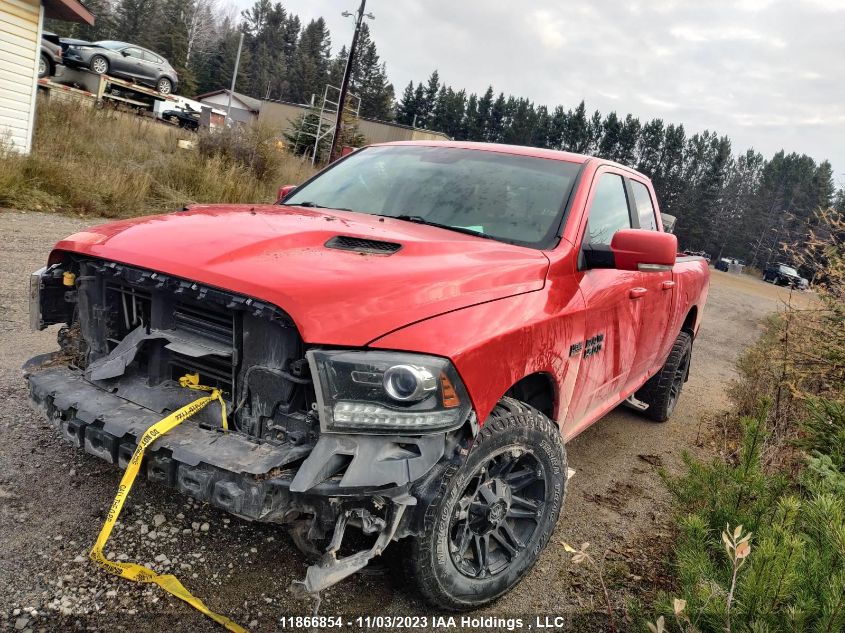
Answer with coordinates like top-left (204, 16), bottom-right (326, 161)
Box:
top-left (26, 365), bottom-right (445, 521)
top-left (27, 364), bottom-right (458, 594)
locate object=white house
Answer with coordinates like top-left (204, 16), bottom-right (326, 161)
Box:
top-left (194, 89), bottom-right (262, 126)
top-left (0, 0), bottom-right (93, 154)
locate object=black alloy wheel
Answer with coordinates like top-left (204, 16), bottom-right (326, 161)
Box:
top-left (448, 448), bottom-right (546, 578)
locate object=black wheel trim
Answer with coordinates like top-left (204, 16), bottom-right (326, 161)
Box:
top-left (667, 344), bottom-right (691, 412)
top-left (448, 447), bottom-right (546, 579)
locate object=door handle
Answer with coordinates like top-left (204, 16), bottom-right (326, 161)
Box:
top-left (661, 280), bottom-right (676, 290)
top-left (629, 287), bottom-right (647, 299)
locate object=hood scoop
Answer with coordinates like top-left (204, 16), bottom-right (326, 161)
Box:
top-left (325, 235), bottom-right (402, 255)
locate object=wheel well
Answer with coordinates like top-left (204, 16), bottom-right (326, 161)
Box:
top-left (504, 372), bottom-right (556, 419)
top-left (682, 306), bottom-right (698, 337)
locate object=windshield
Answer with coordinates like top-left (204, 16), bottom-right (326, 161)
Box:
top-left (94, 41), bottom-right (127, 50)
top-left (283, 146), bottom-right (581, 248)
top-left (780, 265), bottom-right (799, 276)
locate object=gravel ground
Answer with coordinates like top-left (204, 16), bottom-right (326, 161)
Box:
top-left (0, 210), bottom-right (797, 632)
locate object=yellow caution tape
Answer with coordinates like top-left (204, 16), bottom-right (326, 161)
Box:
top-left (89, 376), bottom-right (247, 633)
top-left (179, 372), bottom-right (228, 432)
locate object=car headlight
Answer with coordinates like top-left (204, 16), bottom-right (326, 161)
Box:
top-left (306, 350), bottom-right (471, 434)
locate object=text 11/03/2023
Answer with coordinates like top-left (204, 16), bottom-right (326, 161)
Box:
top-left (278, 615), bottom-right (576, 630)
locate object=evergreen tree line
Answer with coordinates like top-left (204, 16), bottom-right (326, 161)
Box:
top-left (48, 2), bottom-right (844, 262)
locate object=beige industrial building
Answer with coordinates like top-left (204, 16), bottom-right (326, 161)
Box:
top-left (195, 89), bottom-right (450, 144)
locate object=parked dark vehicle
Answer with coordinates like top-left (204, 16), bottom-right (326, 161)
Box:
top-left (39, 32), bottom-right (63, 79)
top-left (715, 257), bottom-right (744, 272)
top-left (162, 107), bottom-right (199, 131)
top-left (63, 40), bottom-right (178, 95)
top-left (763, 263), bottom-right (802, 287)
top-left (683, 249), bottom-right (711, 262)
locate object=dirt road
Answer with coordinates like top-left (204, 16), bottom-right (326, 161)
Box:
top-left (0, 210), bottom-right (798, 631)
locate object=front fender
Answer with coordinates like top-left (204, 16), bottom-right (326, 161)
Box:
top-left (368, 284), bottom-right (586, 426)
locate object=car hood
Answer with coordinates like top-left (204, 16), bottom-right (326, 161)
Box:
top-left (53, 204), bottom-right (550, 345)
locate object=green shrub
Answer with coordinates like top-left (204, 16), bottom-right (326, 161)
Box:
top-left (654, 413), bottom-right (845, 632)
top-left (665, 409), bottom-right (788, 536)
top-left (800, 399), bottom-right (845, 469)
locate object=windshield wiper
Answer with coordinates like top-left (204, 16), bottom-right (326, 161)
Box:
top-left (280, 201), bottom-right (324, 208)
top-left (387, 215), bottom-right (493, 240)
top-left (280, 201), bottom-right (352, 212)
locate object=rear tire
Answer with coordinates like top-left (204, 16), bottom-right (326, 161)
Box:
top-left (38, 54), bottom-right (50, 78)
top-left (635, 331), bottom-right (692, 422)
top-left (157, 77), bottom-right (173, 94)
top-left (406, 398), bottom-right (567, 611)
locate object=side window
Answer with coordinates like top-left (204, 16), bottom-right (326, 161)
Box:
top-left (142, 51), bottom-right (161, 63)
top-left (123, 47), bottom-right (143, 59)
top-left (630, 180), bottom-right (658, 231)
top-left (585, 173), bottom-right (631, 246)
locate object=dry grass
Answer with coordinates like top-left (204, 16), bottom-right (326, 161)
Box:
top-left (0, 97), bottom-right (317, 217)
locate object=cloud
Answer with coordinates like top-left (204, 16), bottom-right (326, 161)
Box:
top-left (638, 94), bottom-right (680, 110)
top-left (669, 25), bottom-right (786, 47)
top-left (526, 10), bottom-right (566, 50)
top-left (230, 0), bottom-right (845, 180)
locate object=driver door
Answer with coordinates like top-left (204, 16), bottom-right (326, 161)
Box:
top-left (116, 47), bottom-right (145, 79)
top-left (564, 169), bottom-right (641, 433)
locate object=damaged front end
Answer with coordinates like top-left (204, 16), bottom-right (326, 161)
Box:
top-left (26, 256), bottom-right (475, 594)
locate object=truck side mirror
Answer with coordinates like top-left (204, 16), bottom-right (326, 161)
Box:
top-left (277, 185), bottom-right (296, 202)
top-left (610, 229), bottom-right (677, 271)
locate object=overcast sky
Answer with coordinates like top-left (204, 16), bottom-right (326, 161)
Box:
top-left (231, 0), bottom-right (845, 185)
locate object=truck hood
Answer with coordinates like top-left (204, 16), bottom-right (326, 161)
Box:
top-left (53, 204), bottom-right (550, 345)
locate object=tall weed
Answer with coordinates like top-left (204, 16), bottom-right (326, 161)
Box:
top-left (0, 97), bottom-right (316, 217)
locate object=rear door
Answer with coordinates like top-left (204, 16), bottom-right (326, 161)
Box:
top-left (626, 178), bottom-right (675, 386)
top-left (565, 168), bottom-right (641, 433)
top-left (141, 50), bottom-right (163, 82)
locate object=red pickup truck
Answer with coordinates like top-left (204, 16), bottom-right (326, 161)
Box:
top-left (27, 141), bottom-right (708, 610)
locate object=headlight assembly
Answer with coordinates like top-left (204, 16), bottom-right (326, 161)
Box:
top-left (306, 350), bottom-right (471, 434)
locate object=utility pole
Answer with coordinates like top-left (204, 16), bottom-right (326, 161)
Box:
top-left (226, 32), bottom-right (244, 126)
top-left (328, 0), bottom-right (372, 162)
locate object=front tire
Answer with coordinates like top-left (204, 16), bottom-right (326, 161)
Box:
top-left (636, 331), bottom-right (692, 422)
top-left (90, 55), bottom-right (109, 75)
top-left (406, 398), bottom-right (567, 611)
